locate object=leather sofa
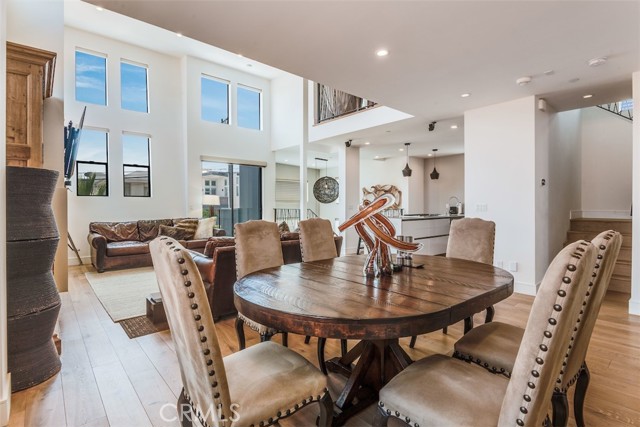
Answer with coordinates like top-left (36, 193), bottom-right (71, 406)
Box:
top-left (189, 233), bottom-right (343, 320)
top-left (88, 218), bottom-right (225, 273)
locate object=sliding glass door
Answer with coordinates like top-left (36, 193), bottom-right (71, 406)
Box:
top-left (202, 161), bottom-right (262, 236)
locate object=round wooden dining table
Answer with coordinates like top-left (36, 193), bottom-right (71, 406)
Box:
top-left (234, 254), bottom-right (514, 425)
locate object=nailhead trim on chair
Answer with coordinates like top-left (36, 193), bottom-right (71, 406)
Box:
top-left (378, 401), bottom-right (420, 427)
top-left (158, 237), bottom-right (223, 427)
top-left (250, 389), bottom-right (330, 427)
top-left (516, 241), bottom-right (589, 427)
top-left (451, 350), bottom-right (512, 378)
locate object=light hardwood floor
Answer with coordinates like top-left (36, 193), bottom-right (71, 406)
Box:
top-left (7, 265), bottom-right (640, 427)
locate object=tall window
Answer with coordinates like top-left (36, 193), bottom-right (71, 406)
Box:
top-left (201, 161), bottom-right (262, 235)
top-left (237, 84), bottom-right (261, 130)
top-left (76, 129), bottom-right (108, 196)
top-left (121, 60), bottom-right (149, 113)
top-left (75, 50), bottom-right (107, 105)
top-left (123, 133), bottom-right (151, 197)
top-left (201, 75), bottom-right (229, 124)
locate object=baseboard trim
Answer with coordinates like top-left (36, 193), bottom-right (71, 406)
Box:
top-left (68, 255), bottom-right (91, 266)
top-left (629, 298), bottom-right (640, 316)
top-left (514, 281), bottom-right (538, 296)
top-left (0, 373), bottom-right (11, 427)
top-left (571, 210), bottom-right (632, 219)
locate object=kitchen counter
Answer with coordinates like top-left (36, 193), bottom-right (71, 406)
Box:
top-left (388, 214), bottom-right (464, 255)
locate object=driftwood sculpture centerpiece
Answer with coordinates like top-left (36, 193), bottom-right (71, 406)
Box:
top-left (339, 194), bottom-right (422, 277)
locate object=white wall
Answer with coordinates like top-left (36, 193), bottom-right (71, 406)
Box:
top-left (579, 106), bottom-right (633, 218)
top-left (0, 0), bottom-right (9, 422)
top-left (534, 100), bottom-right (551, 282)
top-left (631, 70), bottom-right (640, 315)
top-left (548, 108), bottom-right (582, 266)
top-left (8, 0), bottom-right (67, 290)
top-left (271, 73), bottom-right (303, 151)
top-left (424, 154), bottom-right (464, 215)
top-left (183, 55), bottom-right (275, 221)
top-left (465, 96), bottom-right (538, 295)
top-left (65, 28), bottom-right (185, 262)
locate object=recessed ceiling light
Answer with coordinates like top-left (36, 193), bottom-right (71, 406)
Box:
top-left (461, 93), bottom-right (471, 98)
top-left (96, 6), bottom-right (104, 11)
top-left (375, 155), bottom-right (380, 159)
top-left (376, 49), bottom-right (389, 57)
top-left (176, 32), bottom-right (183, 37)
top-left (399, 148), bottom-right (404, 152)
top-left (450, 125), bottom-right (458, 129)
top-left (583, 94), bottom-right (593, 99)
top-left (428, 153), bottom-right (433, 157)
top-left (543, 70), bottom-right (555, 76)
top-left (588, 57), bottom-right (607, 67)
top-left (237, 53), bottom-right (244, 58)
top-left (364, 141), bottom-right (371, 145)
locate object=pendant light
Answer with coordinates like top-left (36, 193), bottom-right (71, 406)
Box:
top-left (430, 148), bottom-right (440, 180)
top-left (402, 143), bottom-right (412, 177)
top-left (313, 157), bottom-right (339, 203)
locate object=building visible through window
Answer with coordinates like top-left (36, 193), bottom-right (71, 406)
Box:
top-left (76, 50), bottom-right (107, 105)
top-left (123, 133), bottom-right (151, 197)
top-left (121, 60), bottom-right (149, 113)
top-left (76, 128), bottom-right (109, 196)
top-left (201, 75), bottom-right (229, 124)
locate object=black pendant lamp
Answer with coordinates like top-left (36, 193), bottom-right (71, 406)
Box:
top-left (402, 143), bottom-right (412, 177)
top-left (430, 148), bottom-right (440, 180)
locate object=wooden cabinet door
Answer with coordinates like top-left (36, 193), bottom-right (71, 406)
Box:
top-left (5, 42), bottom-right (56, 168)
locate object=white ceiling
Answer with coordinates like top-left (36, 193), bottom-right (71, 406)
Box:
top-left (79, 0), bottom-right (639, 160)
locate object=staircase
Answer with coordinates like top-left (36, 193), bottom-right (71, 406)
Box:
top-left (566, 218), bottom-right (631, 294)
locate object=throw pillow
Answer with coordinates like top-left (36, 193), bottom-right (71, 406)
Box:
top-left (194, 217), bottom-right (217, 240)
top-left (174, 218), bottom-right (199, 240)
top-left (159, 224), bottom-right (193, 241)
top-left (278, 221), bottom-right (290, 233)
top-left (204, 236), bottom-right (236, 257)
top-left (280, 231), bottom-right (300, 241)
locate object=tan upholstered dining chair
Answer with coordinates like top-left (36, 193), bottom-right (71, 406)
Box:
top-left (452, 230), bottom-right (622, 427)
top-left (409, 217), bottom-right (495, 348)
top-left (234, 220), bottom-right (288, 350)
top-left (298, 218), bottom-right (347, 375)
top-left (149, 236), bottom-right (333, 427)
top-left (375, 240), bottom-right (596, 427)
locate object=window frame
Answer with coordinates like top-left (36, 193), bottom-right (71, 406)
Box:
top-left (75, 127), bottom-right (109, 197)
top-left (122, 132), bottom-right (151, 198)
top-left (237, 83), bottom-right (262, 130)
top-left (120, 58), bottom-right (150, 113)
top-left (201, 74), bottom-right (230, 125)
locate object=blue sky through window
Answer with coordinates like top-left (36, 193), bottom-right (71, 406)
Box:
top-left (237, 86), bottom-right (261, 130)
top-left (201, 76), bottom-right (229, 124)
top-left (123, 133), bottom-right (150, 166)
top-left (121, 62), bottom-right (149, 113)
top-left (76, 51), bottom-right (106, 105)
top-left (77, 129), bottom-right (108, 162)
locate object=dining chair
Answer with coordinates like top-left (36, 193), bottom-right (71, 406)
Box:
top-left (298, 218), bottom-right (347, 375)
top-left (234, 220), bottom-right (288, 350)
top-left (452, 230), bottom-right (622, 427)
top-left (374, 240), bottom-right (596, 427)
top-left (149, 236), bottom-right (333, 427)
top-left (409, 217), bottom-right (495, 348)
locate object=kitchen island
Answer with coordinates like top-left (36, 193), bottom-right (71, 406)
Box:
top-left (388, 214), bottom-right (464, 256)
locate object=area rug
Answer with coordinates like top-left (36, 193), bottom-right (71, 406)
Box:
top-left (119, 315), bottom-right (168, 339)
top-left (85, 267), bottom-right (159, 322)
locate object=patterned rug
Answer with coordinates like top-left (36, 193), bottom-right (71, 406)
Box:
top-left (119, 315), bottom-right (168, 339)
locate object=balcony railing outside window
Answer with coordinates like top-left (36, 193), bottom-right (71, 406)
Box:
top-left (316, 83), bottom-right (377, 123)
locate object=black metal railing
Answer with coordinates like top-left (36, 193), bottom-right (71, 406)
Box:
top-left (274, 208), bottom-right (321, 231)
top-left (597, 101), bottom-right (633, 121)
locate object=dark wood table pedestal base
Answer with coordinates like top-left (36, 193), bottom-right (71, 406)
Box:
top-left (326, 339), bottom-right (413, 426)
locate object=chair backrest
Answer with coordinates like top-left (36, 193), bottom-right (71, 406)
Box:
top-left (234, 220), bottom-right (284, 279)
top-left (299, 218), bottom-right (339, 262)
top-left (150, 237), bottom-right (232, 426)
top-left (559, 230), bottom-right (622, 391)
top-left (446, 217), bottom-right (496, 264)
top-left (498, 240), bottom-right (596, 427)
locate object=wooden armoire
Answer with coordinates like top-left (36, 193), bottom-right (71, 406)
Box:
top-left (6, 41), bottom-right (56, 167)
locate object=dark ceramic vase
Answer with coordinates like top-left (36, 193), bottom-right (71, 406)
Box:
top-left (6, 166), bottom-right (61, 391)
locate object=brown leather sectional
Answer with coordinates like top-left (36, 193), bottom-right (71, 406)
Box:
top-left (87, 218), bottom-right (225, 273)
top-left (189, 233), bottom-right (343, 320)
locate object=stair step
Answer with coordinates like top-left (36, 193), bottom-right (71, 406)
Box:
top-left (613, 260), bottom-right (631, 278)
top-left (566, 231), bottom-right (632, 248)
top-left (608, 276), bottom-right (630, 294)
top-left (570, 218), bottom-right (632, 234)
